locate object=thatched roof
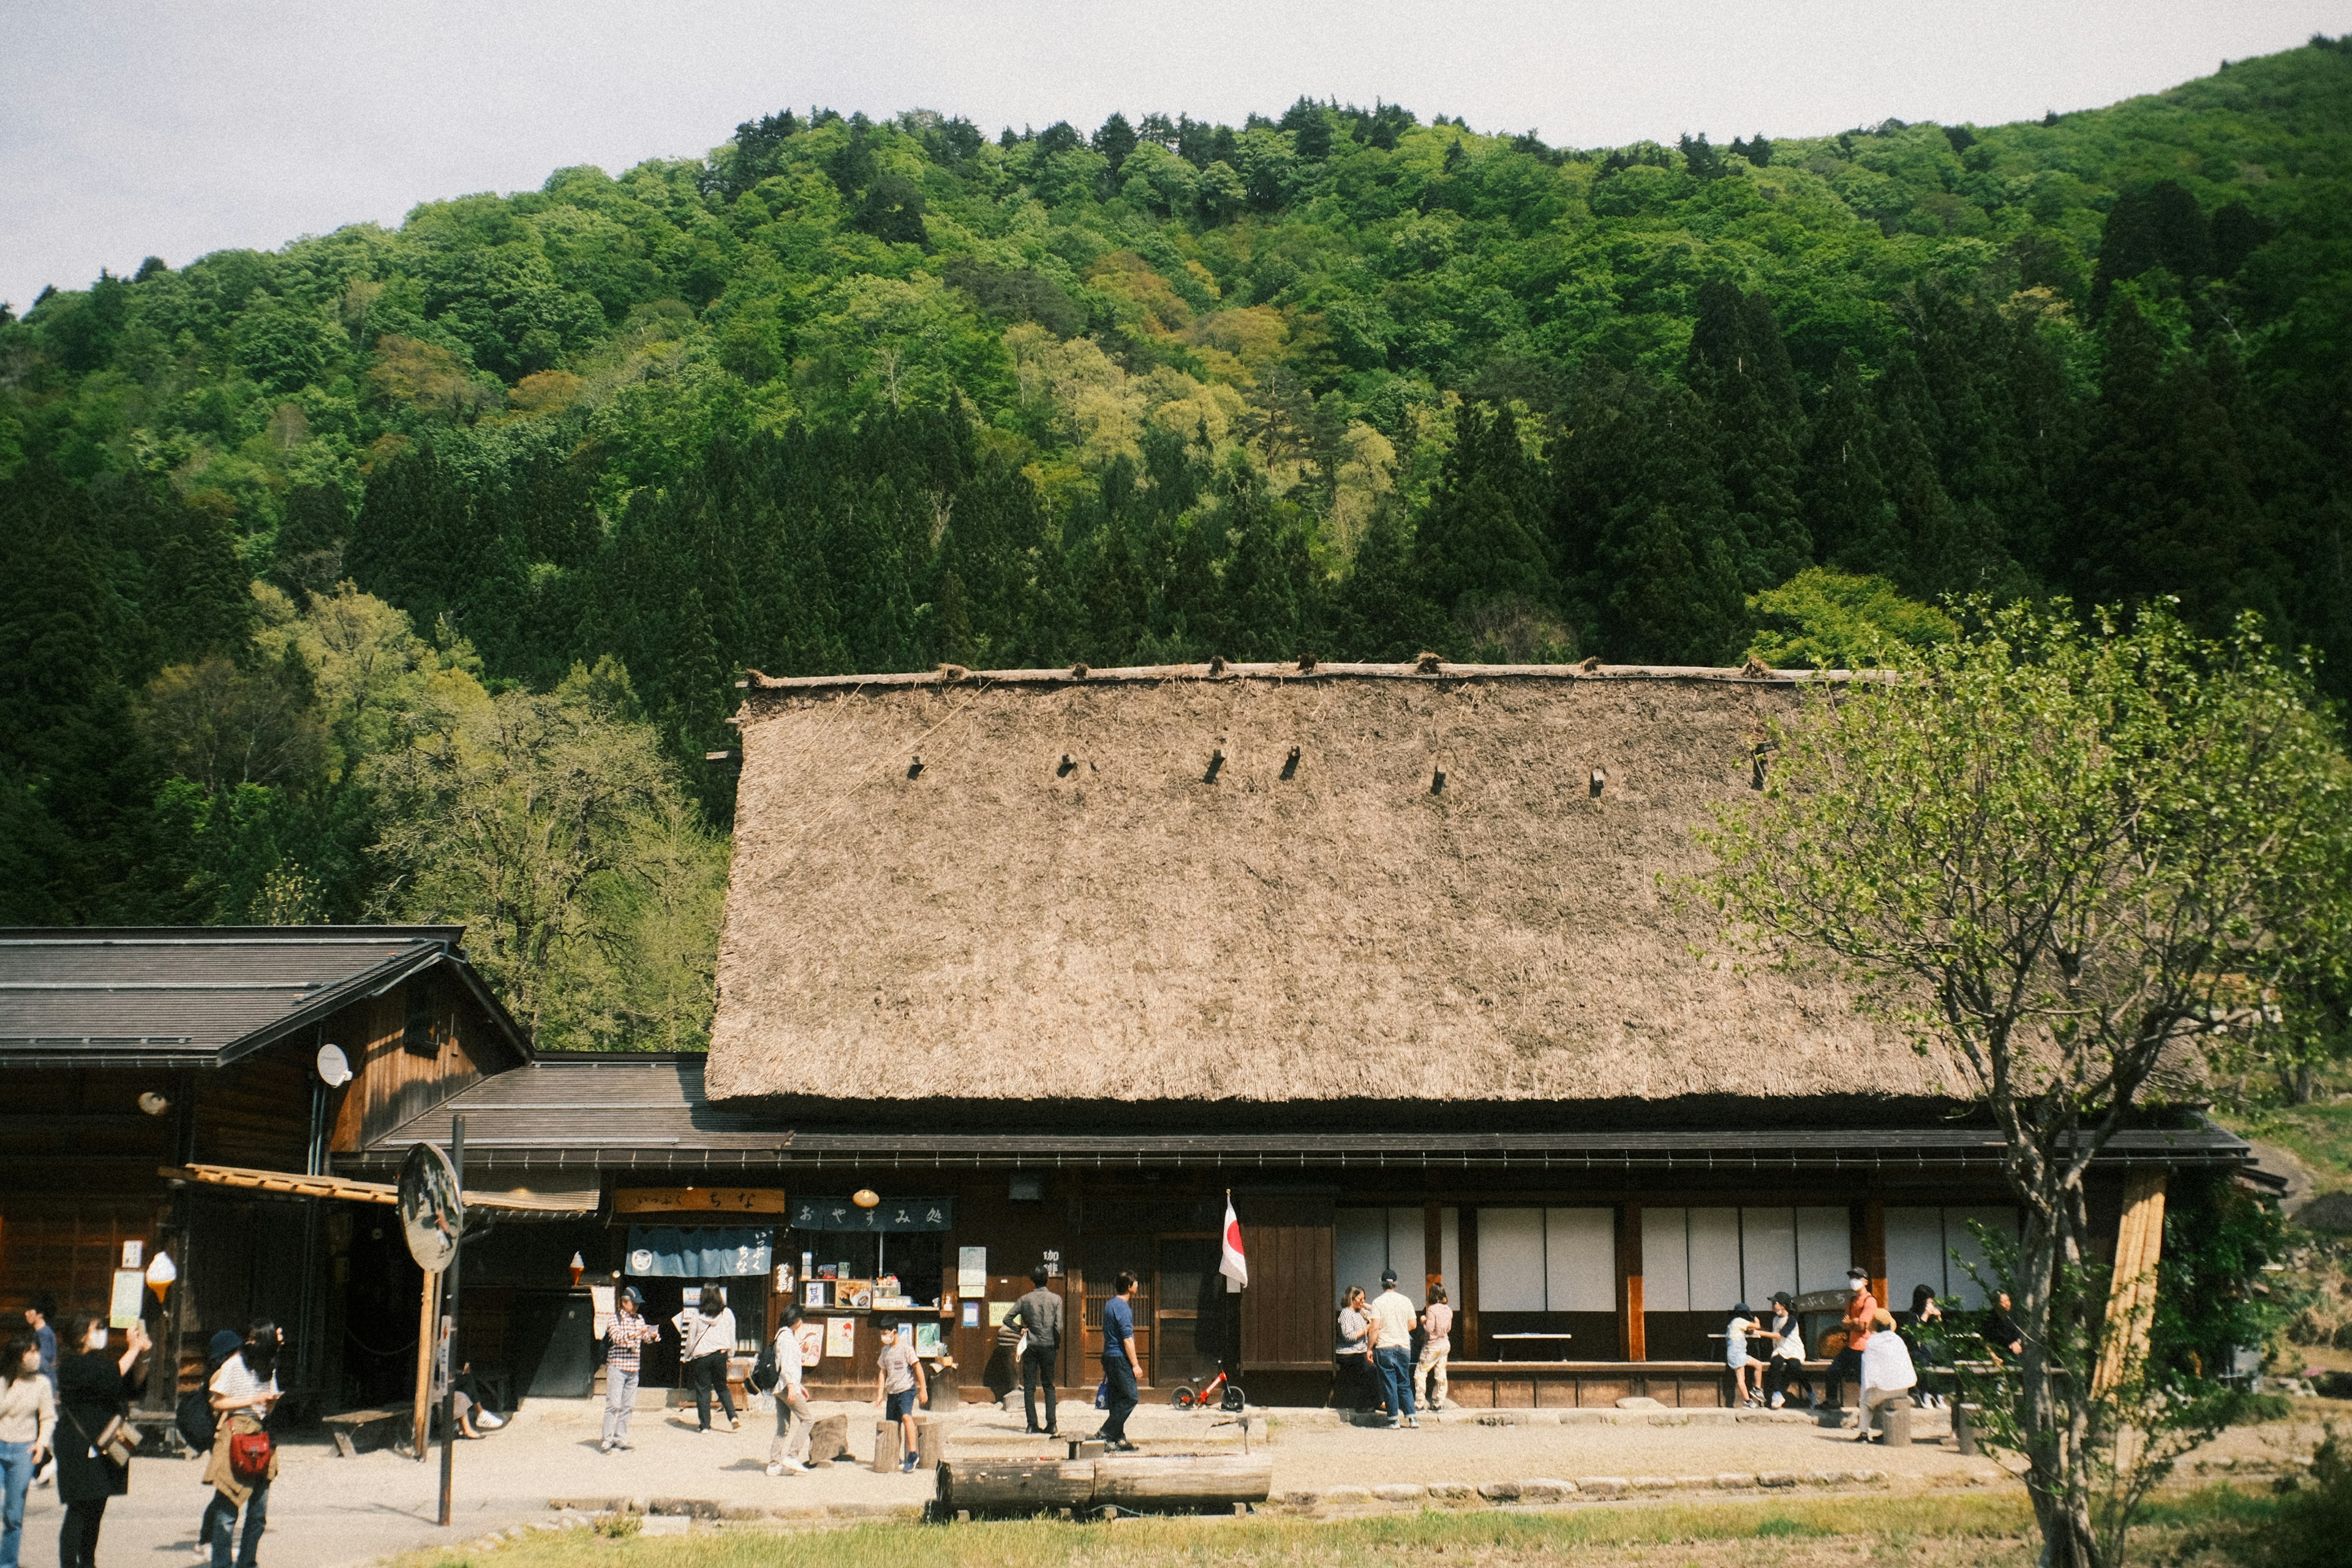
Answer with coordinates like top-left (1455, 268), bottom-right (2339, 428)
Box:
top-left (707, 661), bottom-right (1963, 1120)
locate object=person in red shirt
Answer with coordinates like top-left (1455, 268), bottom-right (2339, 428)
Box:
top-left (1821, 1268), bottom-right (1877, 1417)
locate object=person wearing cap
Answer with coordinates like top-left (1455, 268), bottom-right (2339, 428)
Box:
top-left (1724, 1302), bottom-right (1768, 1408)
top-left (600, 1287), bottom-right (660, 1453)
top-left (1762, 1292), bottom-right (1813, 1410)
top-left (1366, 1270), bottom-right (1420, 1428)
top-left (1821, 1267), bottom-right (1877, 1418)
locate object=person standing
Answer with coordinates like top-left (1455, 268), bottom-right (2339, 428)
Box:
top-left (600, 1287), bottom-right (659, 1453)
top-left (1820, 1268), bottom-right (1878, 1414)
top-left (1762, 1292), bottom-right (1812, 1410)
top-left (1005, 1265), bottom-right (1063, 1436)
top-left (1334, 1286), bottom-right (1374, 1412)
top-left (674, 1286), bottom-right (741, 1434)
top-left (201, 1321), bottom-right (281, 1568)
top-left (1367, 1270), bottom-right (1420, 1429)
top-left (1725, 1303), bottom-right (1769, 1408)
top-left (1415, 1284), bottom-right (1453, 1413)
top-left (1096, 1272), bottom-right (1142, 1453)
top-left (0, 1334), bottom-right (55, 1568)
top-left (21, 1300), bottom-right (55, 1491)
top-left (764, 1305), bottom-right (813, 1477)
top-left (54, 1311), bottom-right (148, 1568)
top-left (871, 1324), bottom-right (927, 1474)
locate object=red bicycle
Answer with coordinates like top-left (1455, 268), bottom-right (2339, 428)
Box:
top-left (1170, 1366), bottom-right (1246, 1410)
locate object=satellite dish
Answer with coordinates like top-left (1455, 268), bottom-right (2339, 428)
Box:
top-left (316, 1043), bottom-right (352, 1088)
top-left (397, 1141), bottom-right (464, 1273)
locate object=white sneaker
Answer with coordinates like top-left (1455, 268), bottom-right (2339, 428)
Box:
top-left (782, 1459), bottom-right (812, 1473)
top-left (1768, 1394), bottom-right (1785, 1409)
top-left (766, 1461), bottom-right (783, 1477)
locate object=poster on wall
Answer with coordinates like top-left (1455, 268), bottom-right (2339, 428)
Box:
top-left (961, 1300), bottom-right (980, 1328)
top-left (795, 1321), bottom-right (823, 1367)
top-left (914, 1322), bottom-right (944, 1357)
top-left (824, 1316), bottom-right (857, 1359)
top-left (956, 1246), bottom-right (987, 1295)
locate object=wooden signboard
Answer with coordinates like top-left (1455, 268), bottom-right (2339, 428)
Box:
top-left (614, 1187), bottom-right (787, 1216)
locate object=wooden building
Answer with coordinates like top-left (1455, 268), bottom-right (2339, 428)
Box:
top-left (354, 660), bottom-right (2249, 1409)
top-left (0, 927), bottom-right (536, 1416)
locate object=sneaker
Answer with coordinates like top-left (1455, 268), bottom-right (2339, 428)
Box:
top-left (766, 1461), bottom-right (783, 1477)
top-left (782, 1458), bottom-right (813, 1473)
top-left (600, 1440), bottom-right (616, 1453)
top-left (1768, 1394), bottom-right (1785, 1409)
top-left (1403, 1416), bottom-right (1420, 1429)
top-left (729, 1416), bottom-right (742, 1431)
top-left (900, 1454), bottom-right (919, 1472)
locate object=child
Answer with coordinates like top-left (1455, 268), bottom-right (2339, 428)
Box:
top-left (1725, 1303), bottom-right (1769, 1408)
top-left (872, 1322), bottom-right (927, 1474)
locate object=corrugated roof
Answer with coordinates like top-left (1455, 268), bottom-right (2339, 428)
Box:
top-left (0, 927), bottom-right (520, 1069)
top-left (352, 1058), bottom-right (2247, 1175)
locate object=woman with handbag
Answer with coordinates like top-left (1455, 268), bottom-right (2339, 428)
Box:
top-left (672, 1287), bottom-right (739, 1434)
top-left (55, 1311), bottom-right (149, 1568)
top-left (201, 1321), bottom-right (281, 1568)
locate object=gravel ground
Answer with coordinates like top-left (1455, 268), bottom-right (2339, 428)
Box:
top-left (10, 1393), bottom-right (2333, 1566)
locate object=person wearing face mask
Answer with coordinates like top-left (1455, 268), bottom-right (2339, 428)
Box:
top-left (53, 1311), bottom-right (149, 1568)
top-left (0, 1333), bottom-right (56, 1568)
top-left (202, 1320), bottom-right (281, 1568)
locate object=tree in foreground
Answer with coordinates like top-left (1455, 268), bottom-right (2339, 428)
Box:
top-left (1700, 600), bottom-right (2349, 1568)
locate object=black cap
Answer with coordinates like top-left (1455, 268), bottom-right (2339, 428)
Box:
top-left (1380, 1268), bottom-right (1398, 1285)
top-left (1771, 1291), bottom-right (1795, 1309)
top-left (1733, 1302), bottom-right (1752, 1317)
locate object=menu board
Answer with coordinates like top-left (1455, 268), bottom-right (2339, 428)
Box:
top-left (957, 1246), bottom-right (987, 1295)
top-left (108, 1269), bottom-right (145, 1330)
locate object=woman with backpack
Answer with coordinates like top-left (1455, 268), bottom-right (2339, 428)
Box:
top-left (201, 1321), bottom-right (281, 1568)
top-left (184, 1331), bottom-right (241, 1559)
top-left (55, 1311), bottom-right (149, 1568)
top-left (762, 1305), bottom-right (813, 1476)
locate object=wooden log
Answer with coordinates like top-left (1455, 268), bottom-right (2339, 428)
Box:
top-left (1093, 1453), bottom-right (1273, 1509)
top-left (872, 1420), bottom-right (904, 1472)
top-left (935, 1458), bottom-right (1097, 1513)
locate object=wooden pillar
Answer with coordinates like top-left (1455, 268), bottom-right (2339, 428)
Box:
top-left (411, 1268), bottom-right (440, 1460)
top-left (1457, 1208), bottom-right (1479, 1358)
top-left (1618, 1203), bottom-right (1645, 1362)
top-left (1423, 1202), bottom-right (1443, 1298)
top-left (2094, 1170), bottom-right (2168, 1397)
top-left (1858, 1200), bottom-right (1887, 1310)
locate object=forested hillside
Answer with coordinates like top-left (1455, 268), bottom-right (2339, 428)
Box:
top-left (4, 39), bottom-right (2349, 1044)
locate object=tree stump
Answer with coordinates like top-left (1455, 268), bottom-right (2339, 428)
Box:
top-left (1876, 1401), bottom-right (1913, 1447)
top-left (872, 1420), bottom-right (905, 1472)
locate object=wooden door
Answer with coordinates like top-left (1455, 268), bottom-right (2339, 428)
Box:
top-left (1237, 1222), bottom-right (1335, 1371)
top-left (1153, 1235), bottom-right (1226, 1387)
top-left (1081, 1244), bottom-right (1153, 1382)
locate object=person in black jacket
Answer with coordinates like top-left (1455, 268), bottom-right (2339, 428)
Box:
top-left (53, 1312), bottom-right (149, 1568)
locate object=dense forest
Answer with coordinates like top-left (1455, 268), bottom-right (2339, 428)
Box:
top-left (4, 39), bottom-right (2350, 1046)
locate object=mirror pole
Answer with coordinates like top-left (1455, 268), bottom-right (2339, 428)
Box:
top-left (437, 1114), bottom-right (464, 1525)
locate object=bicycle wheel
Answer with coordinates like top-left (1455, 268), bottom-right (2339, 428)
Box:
top-left (1170, 1385), bottom-right (1196, 1409)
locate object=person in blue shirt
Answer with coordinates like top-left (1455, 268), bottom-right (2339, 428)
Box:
top-left (1095, 1272), bottom-right (1141, 1452)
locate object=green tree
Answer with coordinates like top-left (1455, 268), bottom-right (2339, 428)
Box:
top-left (1702, 600), bottom-right (2350, 1568)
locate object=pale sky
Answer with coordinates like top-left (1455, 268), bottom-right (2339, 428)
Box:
top-left (4, 1), bottom-right (2347, 311)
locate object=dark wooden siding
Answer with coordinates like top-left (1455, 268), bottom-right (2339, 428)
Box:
top-left (329, 971), bottom-right (509, 1154)
top-left (1239, 1221), bottom-right (1335, 1371)
top-left (0, 1193), bottom-right (172, 1322)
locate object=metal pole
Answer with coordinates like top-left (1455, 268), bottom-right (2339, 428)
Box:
top-left (437, 1114), bottom-right (463, 1526)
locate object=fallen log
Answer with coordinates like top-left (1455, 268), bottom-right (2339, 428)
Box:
top-left (1091, 1453), bottom-right (1273, 1508)
top-left (935, 1458), bottom-right (1097, 1514)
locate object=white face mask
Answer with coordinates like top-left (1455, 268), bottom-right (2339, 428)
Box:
top-left (89, 1328), bottom-right (109, 1351)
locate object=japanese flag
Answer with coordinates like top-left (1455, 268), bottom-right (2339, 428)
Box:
top-left (1219, 1196), bottom-right (1248, 1292)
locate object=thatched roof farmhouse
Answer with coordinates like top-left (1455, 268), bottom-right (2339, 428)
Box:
top-left (708, 661), bottom-right (1953, 1118)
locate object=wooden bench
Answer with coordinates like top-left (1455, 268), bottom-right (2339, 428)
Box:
top-left (321, 1408), bottom-right (407, 1458)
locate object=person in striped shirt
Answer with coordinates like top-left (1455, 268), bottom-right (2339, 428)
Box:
top-left (600, 1288), bottom-right (661, 1453)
